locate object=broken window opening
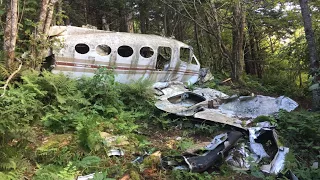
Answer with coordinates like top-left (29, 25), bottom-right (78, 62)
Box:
top-left (156, 46), bottom-right (171, 71)
top-left (140, 46), bottom-right (154, 58)
top-left (118, 45), bottom-right (134, 57)
top-left (96, 44), bottom-right (111, 56)
top-left (180, 47), bottom-right (191, 63)
top-left (75, 43), bottom-right (90, 54)
top-left (191, 56), bottom-right (198, 65)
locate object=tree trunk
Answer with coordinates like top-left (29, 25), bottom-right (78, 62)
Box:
top-left (139, 1), bottom-right (147, 33)
top-left (231, 0), bottom-right (245, 81)
top-left (3, 0), bottom-right (19, 69)
top-left (38, 0), bottom-right (58, 34)
top-left (54, 0), bottom-right (63, 25)
top-left (119, 8), bottom-right (128, 32)
top-left (102, 14), bottom-right (110, 31)
top-left (37, 0), bottom-right (49, 33)
top-left (194, 19), bottom-right (201, 60)
top-left (127, 12), bottom-right (134, 33)
top-left (299, 0), bottom-right (320, 110)
top-left (43, 0), bottom-right (58, 35)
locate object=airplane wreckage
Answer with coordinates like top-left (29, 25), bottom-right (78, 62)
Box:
top-left (47, 26), bottom-right (200, 84)
top-left (46, 26), bottom-right (299, 179)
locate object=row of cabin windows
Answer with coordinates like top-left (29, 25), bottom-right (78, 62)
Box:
top-left (75, 44), bottom-right (158, 58)
top-left (74, 43), bottom-right (194, 64)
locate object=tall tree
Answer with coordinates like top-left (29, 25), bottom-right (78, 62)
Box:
top-left (3, 0), bottom-right (18, 68)
top-left (230, 0), bottom-right (245, 81)
top-left (299, 0), bottom-right (320, 110)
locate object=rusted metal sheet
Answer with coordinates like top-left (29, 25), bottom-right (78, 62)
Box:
top-left (47, 26), bottom-right (201, 84)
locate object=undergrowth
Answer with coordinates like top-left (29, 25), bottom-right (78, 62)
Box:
top-left (0, 68), bottom-right (319, 179)
top-left (0, 68), bottom-right (156, 179)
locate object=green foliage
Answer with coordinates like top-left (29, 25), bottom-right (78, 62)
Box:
top-left (0, 82), bottom-right (41, 141)
top-left (293, 167), bottom-right (320, 180)
top-left (33, 163), bottom-right (77, 180)
top-left (20, 70), bottom-right (90, 133)
top-left (74, 156), bottom-right (101, 173)
top-left (170, 170), bottom-right (213, 180)
top-left (78, 68), bottom-right (122, 118)
top-left (277, 110), bottom-right (320, 179)
top-left (76, 114), bottom-right (104, 151)
top-left (176, 138), bottom-right (194, 151)
top-left (277, 110), bottom-right (320, 161)
top-left (253, 115), bottom-right (277, 126)
top-left (118, 78), bottom-right (155, 116)
top-left (0, 171), bottom-right (20, 180)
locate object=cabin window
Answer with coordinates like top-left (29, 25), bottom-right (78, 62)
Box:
top-left (75, 43), bottom-right (90, 54)
top-left (140, 47), bottom-right (154, 58)
top-left (96, 44), bottom-right (111, 56)
top-left (180, 47), bottom-right (191, 63)
top-left (118, 45), bottom-right (134, 57)
top-left (191, 56), bottom-right (198, 65)
top-left (156, 46), bottom-right (171, 70)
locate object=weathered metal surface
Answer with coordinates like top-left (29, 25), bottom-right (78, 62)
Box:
top-left (248, 127), bottom-right (271, 161)
top-left (193, 88), bottom-right (228, 101)
top-left (161, 131), bottom-right (243, 173)
top-left (261, 147), bottom-right (289, 174)
top-left (205, 133), bottom-right (228, 150)
top-left (48, 26), bottom-right (200, 84)
top-left (225, 143), bottom-right (259, 170)
top-left (156, 85), bottom-right (295, 175)
top-left (194, 109), bottom-right (246, 129)
top-left (219, 95), bottom-right (299, 118)
top-left (155, 84), bottom-right (299, 129)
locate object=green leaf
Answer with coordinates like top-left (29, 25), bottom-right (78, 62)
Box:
top-left (78, 156), bottom-right (101, 168)
top-left (309, 83), bottom-right (319, 91)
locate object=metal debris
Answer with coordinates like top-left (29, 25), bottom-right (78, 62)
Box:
top-left (205, 133), bottom-right (228, 150)
top-left (107, 149), bottom-right (125, 157)
top-left (155, 84), bottom-right (298, 129)
top-left (155, 83), bottom-right (297, 176)
top-left (248, 127), bottom-right (270, 161)
top-left (161, 131), bottom-right (243, 173)
top-left (132, 152), bottom-right (149, 164)
top-left (219, 95), bottom-right (298, 118)
top-left (311, 162), bottom-right (318, 169)
top-left (225, 143), bottom-right (259, 170)
top-left (198, 68), bottom-right (214, 83)
top-left (261, 147), bottom-right (289, 174)
top-left (100, 132), bottom-right (129, 146)
top-left (193, 88), bottom-right (228, 101)
top-left (77, 173), bottom-right (95, 180)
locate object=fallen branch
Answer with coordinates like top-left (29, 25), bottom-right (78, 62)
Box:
top-left (0, 58), bottom-right (22, 97)
top-left (222, 78), bottom-right (232, 84)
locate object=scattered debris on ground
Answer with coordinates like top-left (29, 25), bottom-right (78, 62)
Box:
top-left (153, 82), bottom-right (299, 178)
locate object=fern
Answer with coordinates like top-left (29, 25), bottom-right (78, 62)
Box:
top-left (0, 171), bottom-right (20, 180)
top-left (0, 64), bottom-right (9, 80)
top-left (33, 163), bottom-right (77, 180)
top-left (75, 156), bottom-right (101, 169)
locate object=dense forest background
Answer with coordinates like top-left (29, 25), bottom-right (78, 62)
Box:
top-left (0, 0), bottom-right (320, 179)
